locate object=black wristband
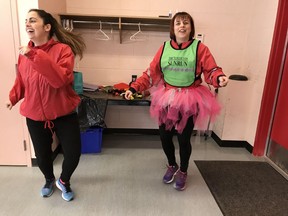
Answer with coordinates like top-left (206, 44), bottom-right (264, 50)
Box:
top-left (129, 87), bottom-right (137, 94)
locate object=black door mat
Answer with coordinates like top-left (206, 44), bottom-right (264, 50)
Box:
top-left (195, 161), bottom-right (288, 216)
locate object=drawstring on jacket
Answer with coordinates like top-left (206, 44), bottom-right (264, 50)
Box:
top-left (44, 120), bottom-right (55, 135)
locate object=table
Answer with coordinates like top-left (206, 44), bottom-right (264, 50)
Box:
top-left (79, 91), bottom-right (152, 131)
top-left (82, 91), bottom-right (151, 106)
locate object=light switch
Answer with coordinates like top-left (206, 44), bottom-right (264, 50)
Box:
top-left (196, 33), bottom-right (204, 42)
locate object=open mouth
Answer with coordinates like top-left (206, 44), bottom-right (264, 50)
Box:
top-left (26, 29), bottom-right (34, 33)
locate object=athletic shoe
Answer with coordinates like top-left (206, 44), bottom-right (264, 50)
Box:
top-left (173, 171), bottom-right (187, 191)
top-left (163, 164), bottom-right (179, 184)
top-left (56, 179), bottom-right (74, 201)
top-left (41, 178), bottom-right (55, 197)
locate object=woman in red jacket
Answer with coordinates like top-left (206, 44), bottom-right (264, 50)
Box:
top-left (125, 12), bottom-right (228, 191)
top-left (6, 9), bottom-right (85, 201)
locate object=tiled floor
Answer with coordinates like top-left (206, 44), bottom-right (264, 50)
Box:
top-left (0, 134), bottom-right (262, 216)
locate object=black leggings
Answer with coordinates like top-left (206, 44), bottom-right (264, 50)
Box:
top-left (159, 116), bottom-right (194, 172)
top-left (26, 113), bottom-right (81, 182)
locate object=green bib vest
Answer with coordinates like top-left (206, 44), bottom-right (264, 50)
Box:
top-left (160, 40), bottom-right (199, 87)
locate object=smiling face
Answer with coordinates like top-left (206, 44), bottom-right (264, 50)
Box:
top-left (25, 11), bottom-right (51, 46)
top-left (173, 16), bottom-right (191, 44)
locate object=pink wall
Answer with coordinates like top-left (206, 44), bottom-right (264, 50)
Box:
top-left (65, 0), bottom-right (278, 145)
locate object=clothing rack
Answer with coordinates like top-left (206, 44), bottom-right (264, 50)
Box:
top-left (72, 20), bottom-right (169, 27)
top-left (60, 14), bottom-right (171, 43)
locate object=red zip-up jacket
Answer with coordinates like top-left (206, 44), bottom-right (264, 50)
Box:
top-left (9, 38), bottom-right (80, 121)
top-left (130, 39), bottom-right (225, 92)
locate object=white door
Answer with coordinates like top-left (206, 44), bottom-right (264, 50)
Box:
top-left (0, 0), bottom-right (31, 166)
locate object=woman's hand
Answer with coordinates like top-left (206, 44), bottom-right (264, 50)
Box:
top-left (19, 46), bottom-right (30, 56)
top-left (5, 101), bottom-right (13, 110)
top-left (218, 76), bottom-right (228, 87)
top-left (124, 90), bottom-right (133, 100)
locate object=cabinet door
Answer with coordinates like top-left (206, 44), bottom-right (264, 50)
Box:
top-left (0, 0), bottom-right (30, 165)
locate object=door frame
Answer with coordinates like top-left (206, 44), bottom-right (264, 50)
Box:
top-left (253, 0), bottom-right (288, 156)
top-left (13, 0), bottom-right (33, 166)
top-left (1, 0), bottom-right (32, 166)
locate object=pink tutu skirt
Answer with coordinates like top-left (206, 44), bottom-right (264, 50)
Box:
top-left (149, 83), bottom-right (221, 133)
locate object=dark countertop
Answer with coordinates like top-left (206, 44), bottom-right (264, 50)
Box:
top-left (82, 91), bottom-right (151, 106)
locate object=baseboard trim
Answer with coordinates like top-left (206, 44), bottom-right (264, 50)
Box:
top-left (31, 158), bottom-right (37, 166)
top-left (31, 144), bottom-right (61, 167)
top-left (30, 130), bottom-right (253, 165)
top-left (211, 131), bottom-right (253, 153)
top-left (103, 128), bottom-right (160, 135)
top-left (77, 128), bottom-right (254, 154)
top-left (103, 128), bottom-right (201, 135)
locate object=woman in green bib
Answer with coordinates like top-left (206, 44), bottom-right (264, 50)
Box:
top-left (125, 12), bottom-right (228, 191)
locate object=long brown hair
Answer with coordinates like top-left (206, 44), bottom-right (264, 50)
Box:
top-left (169, 12), bottom-right (195, 41)
top-left (28, 9), bottom-right (86, 59)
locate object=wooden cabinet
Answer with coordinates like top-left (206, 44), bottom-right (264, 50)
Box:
top-left (59, 14), bottom-right (171, 43)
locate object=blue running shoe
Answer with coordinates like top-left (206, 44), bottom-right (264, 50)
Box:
top-left (56, 179), bottom-right (74, 201)
top-left (41, 178), bottom-right (55, 197)
top-left (173, 171), bottom-right (187, 191)
top-left (163, 164), bottom-right (179, 184)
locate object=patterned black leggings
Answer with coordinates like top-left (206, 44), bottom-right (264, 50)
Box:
top-left (159, 116), bottom-right (194, 172)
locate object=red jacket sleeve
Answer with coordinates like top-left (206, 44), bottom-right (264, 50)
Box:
top-left (130, 45), bottom-right (164, 92)
top-left (9, 63), bottom-right (25, 106)
top-left (25, 45), bottom-right (75, 89)
top-left (197, 43), bottom-right (225, 88)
